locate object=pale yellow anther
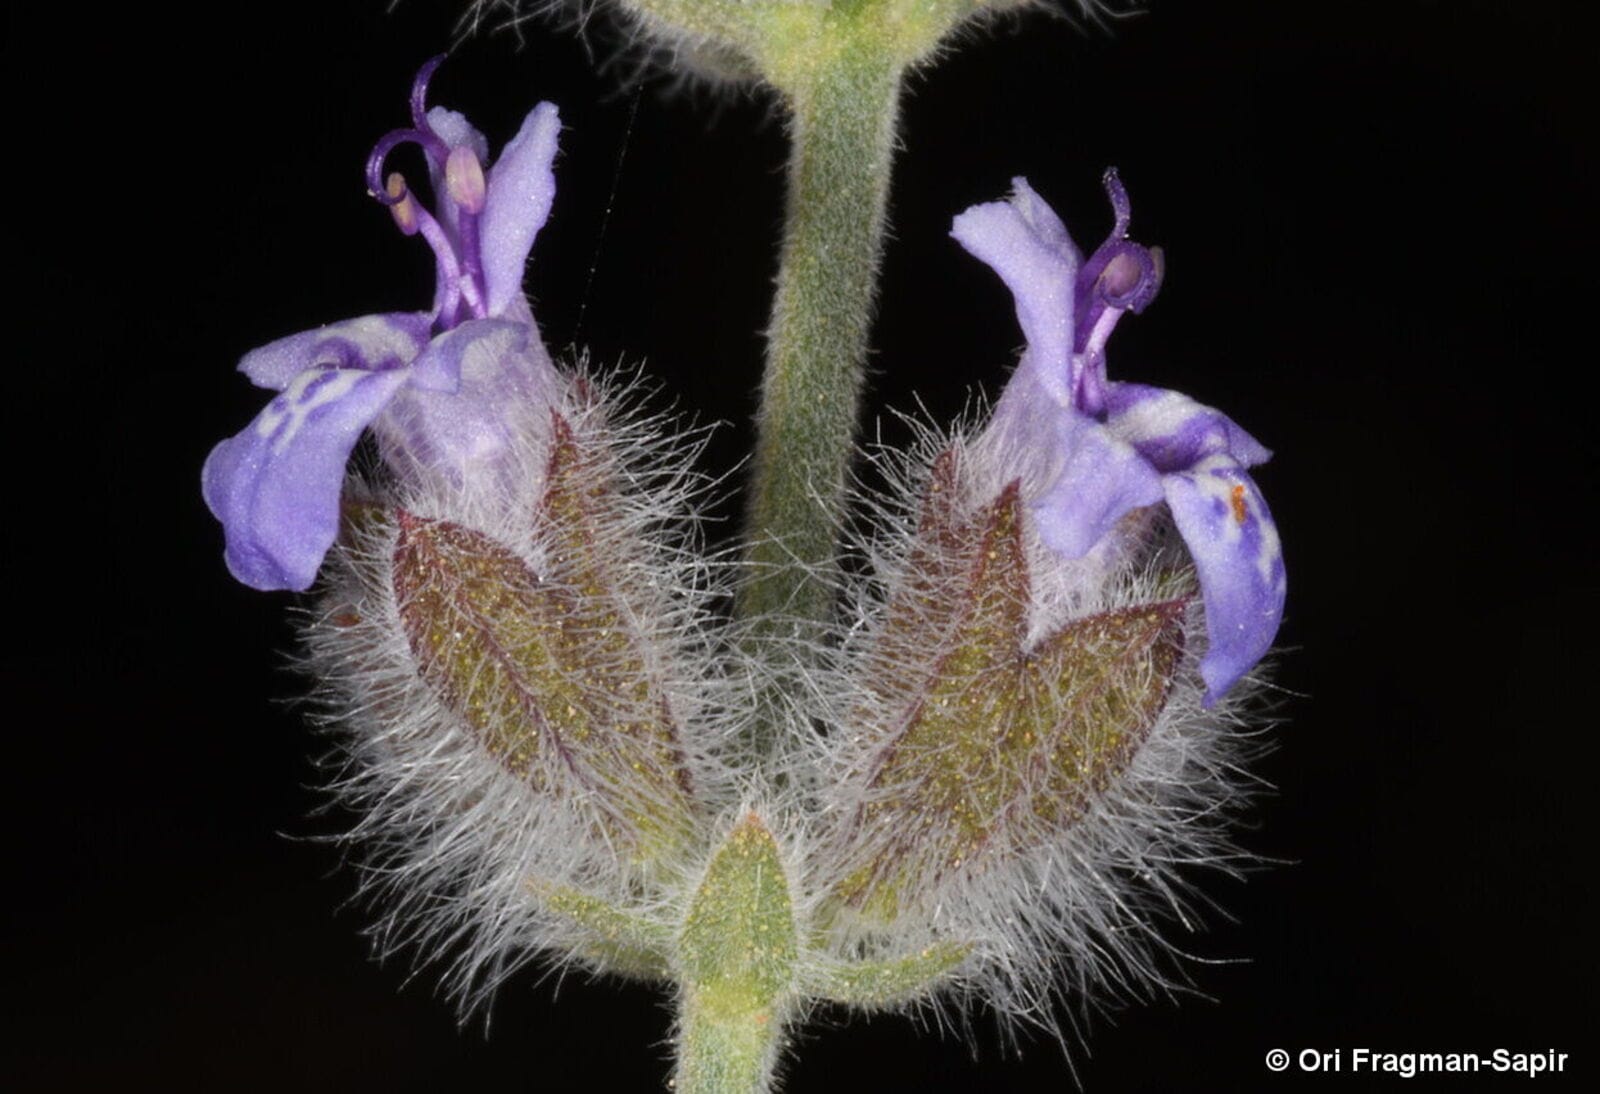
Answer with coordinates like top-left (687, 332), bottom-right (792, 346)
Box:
top-left (445, 145), bottom-right (487, 214)
top-left (385, 172), bottom-right (419, 237)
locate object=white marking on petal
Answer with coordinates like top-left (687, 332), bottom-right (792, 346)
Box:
top-left (1187, 454), bottom-right (1283, 589)
top-left (256, 368), bottom-right (366, 453)
top-left (1188, 454), bottom-right (1245, 547)
top-left (1258, 508), bottom-right (1286, 592)
top-left (1115, 387), bottom-right (1209, 444)
top-left (333, 315), bottom-right (423, 368)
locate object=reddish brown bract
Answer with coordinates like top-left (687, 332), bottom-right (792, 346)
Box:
top-left (833, 457), bottom-right (1188, 917)
top-left (392, 413), bottom-right (696, 859)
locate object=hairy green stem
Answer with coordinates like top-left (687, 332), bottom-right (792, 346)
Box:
top-left (673, 814), bottom-right (797, 1094)
top-left (738, 46), bottom-right (904, 638)
top-left (674, 990), bottom-right (785, 1094)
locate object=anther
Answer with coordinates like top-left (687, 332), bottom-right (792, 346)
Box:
top-left (386, 173), bottom-right (420, 236)
top-left (365, 57), bottom-right (457, 202)
top-left (1099, 251), bottom-right (1143, 299)
top-left (445, 145), bottom-right (487, 215)
top-left (1091, 243), bottom-right (1163, 314)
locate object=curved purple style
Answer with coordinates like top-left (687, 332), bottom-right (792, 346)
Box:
top-left (952, 174), bottom-right (1285, 705)
top-left (203, 60), bottom-right (564, 592)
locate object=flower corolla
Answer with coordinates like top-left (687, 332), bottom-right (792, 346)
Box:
top-left (203, 58), bottom-right (564, 591)
top-left (952, 173), bottom-right (1286, 703)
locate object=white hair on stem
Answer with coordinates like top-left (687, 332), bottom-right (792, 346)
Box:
top-left (453, 2), bottom-right (1140, 96)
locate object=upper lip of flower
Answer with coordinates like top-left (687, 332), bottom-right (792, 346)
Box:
top-left (950, 173), bottom-right (1286, 706)
top-left (202, 59), bottom-right (563, 594)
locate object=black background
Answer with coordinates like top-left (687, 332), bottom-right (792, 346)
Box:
top-left (7, 1), bottom-right (1592, 1090)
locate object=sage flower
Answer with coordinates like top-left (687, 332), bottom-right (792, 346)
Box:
top-left (202, 57), bottom-right (563, 591)
top-left (952, 173), bottom-right (1286, 702)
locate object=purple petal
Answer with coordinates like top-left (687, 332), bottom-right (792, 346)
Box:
top-left (479, 102), bottom-right (561, 318)
top-left (1161, 456), bottom-right (1286, 704)
top-left (1029, 411), bottom-right (1167, 558)
top-left (376, 318), bottom-right (563, 488)
top-left (976, 368), bottom-right (1165, 559)
top-left (951, 177), bottom-right (1081, 406)
top-left (202, 366), bottom-right (411, 590)
top-left (237, 313), bottom-right (431, 391)
top-left (425, 108), bottom-right (491, 166)
top-left (1104, 382), bottom-right (1272, 471)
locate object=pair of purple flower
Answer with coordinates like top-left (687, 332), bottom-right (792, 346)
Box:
top-left (202, 63), bottom-right (1283, 704)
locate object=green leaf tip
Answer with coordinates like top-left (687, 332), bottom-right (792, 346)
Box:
top-left (680, 813), bottom-right (799, 1010)
top-left (527, 879), bottom-right (672, 979)
top-left (818, 940), bottom-right (973, 1008)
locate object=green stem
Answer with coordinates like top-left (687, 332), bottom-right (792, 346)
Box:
top-left (738, 44), bottom-right (904, 638)
top-left (674, 989), bottom-right (784, 1094)
top-left (674, 813), bottom-right (797, 1094)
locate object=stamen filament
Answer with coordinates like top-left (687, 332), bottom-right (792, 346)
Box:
top-left (367, 128), bottom-right (423, 205)
top-left (367, 127), bottom-right (453, 205)
top-left (1103, 167), bottom-right (1133, 236)
top-left (412, 201), bottom-right (463, 325)
top-left (406, 54), bottom-right (453, 167)
top-left (409, 55), bottom-right (448, 133)
top-left (455, 208), bottom-right (488, 320)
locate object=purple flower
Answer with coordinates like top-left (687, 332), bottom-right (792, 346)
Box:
top-left (203, 58), bottom-right (564, 592)
top-left (951, 173), bottom-right (1285, 704)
